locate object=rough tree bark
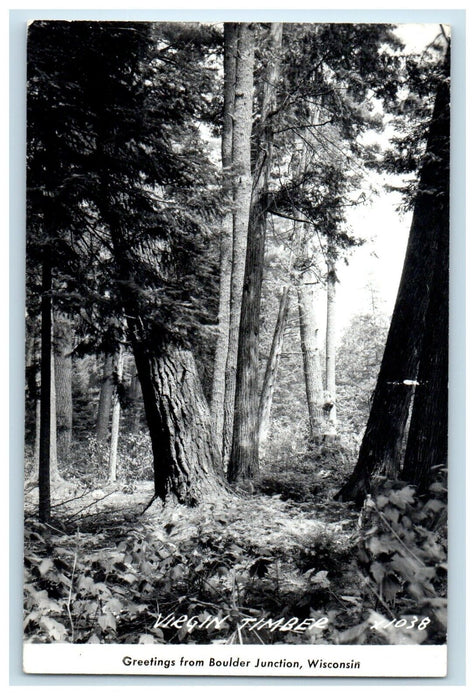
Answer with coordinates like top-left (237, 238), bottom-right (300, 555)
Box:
top-left (99, 120), bottom-right (225, 506)
top-left (258, 285), bottom-right (290, 454)
top-left (210, 23), bottom-right (238, 445)
top-left (54, 311), bottom-right (73, 464)
top-left (130, 337), bottom-right (224, 504)
top-left (105, 210), bottom-right (224, 502)
top-left (222, 23), bottom-right (255, 468)
top-left (229, 23), bottom-right (283, 483)
top-left (400, 204), bottom-right (449, 491)
top-left (336, 50), bottom-right (450, 505)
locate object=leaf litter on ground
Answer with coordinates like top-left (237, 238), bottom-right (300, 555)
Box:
top-left (25, 479), bottom-right (431, 645)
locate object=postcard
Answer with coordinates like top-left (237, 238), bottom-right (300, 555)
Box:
top-left (22, 17), bottom-right (451, 678)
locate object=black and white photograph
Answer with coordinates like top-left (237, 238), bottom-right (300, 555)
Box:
top-left (22, 18), bottom-right (451, 677)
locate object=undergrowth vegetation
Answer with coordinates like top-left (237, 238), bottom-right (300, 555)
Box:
top-left (24, 458), bottom-right (447, 646)
top-left (257, 441), bottom-right (354, 502)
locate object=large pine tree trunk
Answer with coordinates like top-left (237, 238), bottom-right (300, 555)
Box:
top-left (211, 23), bottom-right (238, 446)
top-left (324, 261), bottom-right (337, 440)
top-left (130, 338), bottom-right (224, 504)
top-left (222, 23), bottom-right (255, 468)
top-left (54, 311), bottom-right (73, 465)
top-left (336, 52), bottom-right (450, 505)
top-left (400, 208), bottom-right (449, 491)
top-left (298, 279), bottom-right (325, 443)
top-left (258, 285), bottom-right (290, 454)
top-left (229, 23), bottom-right (283, 483)
top-left (106, 211), bottom-right (224, 504)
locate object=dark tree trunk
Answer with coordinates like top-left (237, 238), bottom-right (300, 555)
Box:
top-left (38, 253), bottom-right (52, 522)
top-left (96, 353), bottom-right (114, 445)
top-left (54, 311), bottom-right (73, 465)
top-left (228, 23), bottom-right (283, 483)
top-left (336, 49), bottom-right (450, 505)
top-left (130, 337), bottom-right (224, 504)
top-left (400, 210), bottom-right (449, 491)
top-left (258, 285), bottom-right (290, 453)
top-left (222, 23), bottom-right (255, 468)
top-left (34, 382), bottom-right (41, 473)
top-left (211, 23), bottom-right (238, 446)
top-left (31, 332), bottom-right (41, 474)
top-left (29, 329), bottom-right (59, 485)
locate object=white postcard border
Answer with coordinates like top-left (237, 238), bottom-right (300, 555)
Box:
top-left (23, 644), bottom-right (447, 678)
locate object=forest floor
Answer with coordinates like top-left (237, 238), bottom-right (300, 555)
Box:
top-left (24, 472), bottom-right (377, 645)
top-left (24, 455), bottom-right (446, 646)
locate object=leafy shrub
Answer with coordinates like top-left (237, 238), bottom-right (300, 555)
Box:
top-left (60, 431), bottom-right (153, 485)
top-left (116, 431), bottom-right (153, 482)
top-left (23, 493), bottom-right (358, 646)
top-left (257, 441), bottom-right (353, 502)
top-left (262, 415), bottom-right (308, 466)
top-left (357, 474), bottom-right (447, 643)
top-left (336, 312), bottom-right (389, 444)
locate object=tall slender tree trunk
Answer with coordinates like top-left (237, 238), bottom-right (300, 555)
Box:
top-left (229, 23), bottom-right (283, 483)
top-left (211, 23), bottom-right (238, 445)
top-left (25, 321), bottom-right (37, 457)
top-left (258, 285), bottom-right (290, 454)
top-left (96, 353), bottom-right (114, 447)
top-left (298, 277), bottom-right (325, 443)
top-left (336, 51), bottom-right (450, 505)
top-left (108, 347), bottom-right (124, 483)
top-left (129, 371), bottom-right (142, 434)
top-left (34, 387), bottom-right (41, 472)
top-left (324, 260), bottom-right (337, 440)
top-left (287, 119), bottom-right (326, 444)
top-left (54, 311), bottom-right (73, 465)
top-left (50, 349), bottom-right (58, 477)
top-left (31, 333), bottom-right (41, 474)
top-left (38, 253), bottom-right (52, 522)
top-left (222, 23), bottom-right (255, 468)
top-left (401, 208), bottom-right (449, 492)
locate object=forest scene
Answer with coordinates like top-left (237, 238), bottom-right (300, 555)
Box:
top-left (24, 21), bottom-right (449, 649)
